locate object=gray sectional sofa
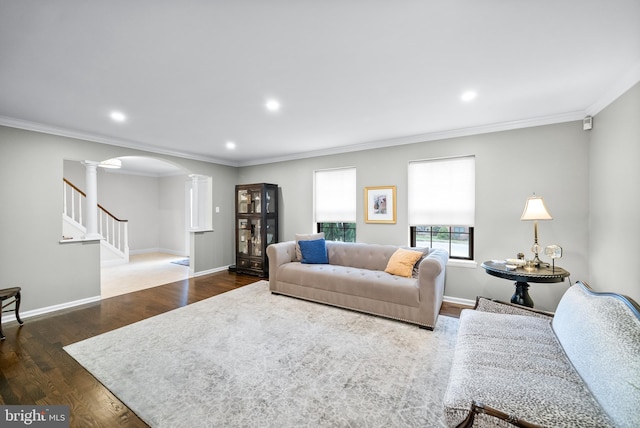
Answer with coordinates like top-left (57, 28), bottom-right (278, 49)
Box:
top-left (266, 240), bottom-right (449, 329)
top-left (444, 281), bottom-right (640, 428)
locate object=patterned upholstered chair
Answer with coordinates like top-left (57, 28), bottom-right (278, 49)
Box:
top-left (0, 287), bottom-right (24, 340)
top-left (444, 281), bottom-right (640, 428)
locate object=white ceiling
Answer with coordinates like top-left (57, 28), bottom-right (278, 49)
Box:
top-left (1, 1), bottom-right (639, 167)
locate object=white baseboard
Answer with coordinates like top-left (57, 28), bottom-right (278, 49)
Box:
top-left (1, 295), bottom-right (102, 324)
top-left (192, 265), bottom-right (230, 277)
top-left (443, 295), bottom-right (475, 307)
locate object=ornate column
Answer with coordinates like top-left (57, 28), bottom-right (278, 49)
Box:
top-left (81, 161), bottom-right (102, 239)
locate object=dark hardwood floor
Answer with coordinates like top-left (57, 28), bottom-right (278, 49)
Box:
top-left (0, 272), bottom-right (469, 427)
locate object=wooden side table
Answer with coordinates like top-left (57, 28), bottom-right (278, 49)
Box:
top-left (481, 261), bottom-right (570, 307)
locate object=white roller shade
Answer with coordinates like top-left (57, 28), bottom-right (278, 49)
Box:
top-left (408, 156), bottom-right (475, 226)
top-left (314, 168), bottom-right (356, 222)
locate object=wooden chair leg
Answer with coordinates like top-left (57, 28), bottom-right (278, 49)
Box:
top-left (15, 291), bottom-right (24, 325)
top-left (0, 289), bottom-right (24, 340)
top-left (0, 302), bottom-right (4, 340)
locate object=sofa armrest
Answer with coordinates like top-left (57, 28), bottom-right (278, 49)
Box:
top-left (418, 249), bottom-right (448, 325)
top-left (418, 248), bottom-right (448, 282)
top-left (456, 401), bottom-right (543, 428)
top-left (266, 241), bottom-right (296, 288)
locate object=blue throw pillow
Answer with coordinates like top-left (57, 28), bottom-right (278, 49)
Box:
top-left (298, 238), bottom-right (329, 264)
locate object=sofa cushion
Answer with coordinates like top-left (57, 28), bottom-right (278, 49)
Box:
top-left (294, 232), bottom-right (325, 261)
top-left (326, 241), bottom-right (399, 271)
top-left (275, 262), bottom-right (420, 307)
top-left (443, 309), bottom-right (614, 427)
top-left (299, 238), bottom-right (329, 264)
top-left (402, 246), bottom-right (430, 278)
top-left (384, 248), bottom-right (424, 278)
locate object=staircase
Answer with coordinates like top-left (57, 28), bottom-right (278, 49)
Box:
top-left (63, 178), bottom-right (130, 265)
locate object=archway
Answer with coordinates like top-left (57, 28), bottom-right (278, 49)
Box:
top-left (63, 155), bottom-right (211, 298)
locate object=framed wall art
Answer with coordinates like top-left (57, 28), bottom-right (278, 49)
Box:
top-left (364, 186), bottom-right (396, 224)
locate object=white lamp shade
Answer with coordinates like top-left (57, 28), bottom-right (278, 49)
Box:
top-left (520, 195), bottom-right (552, 220)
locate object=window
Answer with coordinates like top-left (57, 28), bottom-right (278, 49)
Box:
top-left (317, 222), bottom-right (356, 242)
top-left (410, 226), bottom-right (474, 259)
top-left (314, 168), bottom-right (356, 242)
top-left (408, 156), bottom-right (475, 260)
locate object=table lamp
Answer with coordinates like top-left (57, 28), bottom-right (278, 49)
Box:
top-left (520, 193), bottom-right (552, 267)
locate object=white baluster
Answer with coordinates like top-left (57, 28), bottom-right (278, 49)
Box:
top-left (79, 193), bottom-right (83, 226)
top-left (71, 189), bottom-right (76, 221)
top-left (105, 213), bottom-right (109, 243)
top-left (63, 183), bottom-right (68, 217)
top-left (123, 222), bottom-right (129, 254)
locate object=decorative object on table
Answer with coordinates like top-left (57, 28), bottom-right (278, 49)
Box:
top-left (504, 258), bottom-right (525, 270)
top-left (524, 259), bottom-right (537, 272)
top-left (545, 244), bottom-right (563, 273)
top-left (520, 193), bottom-right (553, 267)
top-left (364, 186), bottom-right (396, 224)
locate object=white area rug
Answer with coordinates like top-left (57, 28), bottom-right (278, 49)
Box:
top-left (65, 281), bottom-right (459, 427)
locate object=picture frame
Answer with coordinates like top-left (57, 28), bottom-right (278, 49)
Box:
top-left (364, 186), bottom-right (397, 224)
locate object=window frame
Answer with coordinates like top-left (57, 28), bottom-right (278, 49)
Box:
top-left (317, 222), bottom-right (356, 242)
top-left (410, 225), bottom-right (474, 260)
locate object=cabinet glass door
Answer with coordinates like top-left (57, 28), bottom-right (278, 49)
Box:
top-left (238, 218), bottom-right (249, 254)
top-left (251, 190), bottom-right (261, 213)
top-left (266, 218), bottom-right (276, 246)
top-left (251, 218), bottom-right (262, 256)
top-left (265, 187), bottom-right (276, 213)
top-left (238, 190), bottom-right (250, 214)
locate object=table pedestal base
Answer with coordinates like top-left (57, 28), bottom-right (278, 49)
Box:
top-left (511, 281), bottom-right (534, 308)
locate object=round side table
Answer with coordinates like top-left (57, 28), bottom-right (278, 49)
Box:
top-left (481, 261), bottom-right (570, 307)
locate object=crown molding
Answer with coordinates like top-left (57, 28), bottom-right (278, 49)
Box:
top-left (0, 116), bottom-right (240, 167)
top-left (237, 110), bottom-right (585, 166)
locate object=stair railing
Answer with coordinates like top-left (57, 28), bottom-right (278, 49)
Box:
top-left (63, 178), bottom-right (129, 259)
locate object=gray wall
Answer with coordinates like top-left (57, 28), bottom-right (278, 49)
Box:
top-left (239, 121), bottom-right (590, 311)
top-left (0, 126), bottom-right (238, 312)
top-left (589, 82), bottom-right (640, 303)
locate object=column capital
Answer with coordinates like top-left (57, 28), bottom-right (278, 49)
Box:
top-left (81, 160), bottom-right (99, 168)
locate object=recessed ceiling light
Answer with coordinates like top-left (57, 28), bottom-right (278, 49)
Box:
top-left (461, 91), bottom-right (478, 102)
top-left (265, 99), bottom-right (281, 112)
top-left (225, 141), bottom-right (236, 150)
top-left (109, 111), bottom-right (127, 122)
